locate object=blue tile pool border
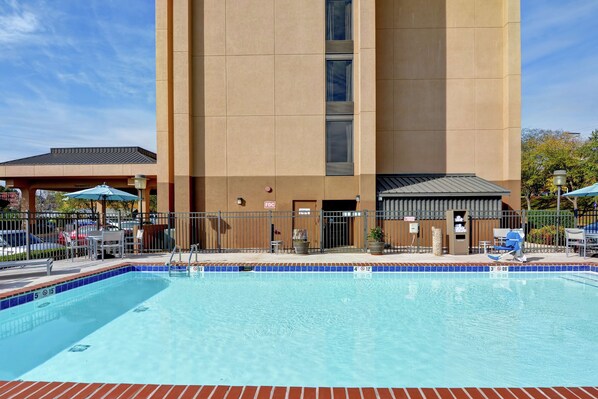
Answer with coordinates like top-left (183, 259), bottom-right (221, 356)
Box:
top-left (1, 262), bottom-right (596, 312)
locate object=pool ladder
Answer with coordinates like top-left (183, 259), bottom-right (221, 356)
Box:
top-left (166, 245), bottom-right (190, 277)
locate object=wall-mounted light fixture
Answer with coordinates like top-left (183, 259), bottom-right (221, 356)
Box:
top-left (355, 195), bottom-right (361, 202)
top-left (236, 197), bottom-right (244, 205)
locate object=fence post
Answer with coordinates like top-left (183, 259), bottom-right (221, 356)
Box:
top-left (555, 210), bottom-right (559, 253)
top-left (416, 210), bottom-right (420, 253)
top-left (319, 210), bottom-right (324, 253)
top-left (26, 211), bottom-right (31, 260)
top-left (75, 212), bottom-right (79, 249)
top-left (217, 210), bottom-right (222, 253)
top-left (363, 210), bottom-right (368, 252)
top-left (167, 212), bottom-right (172, 252)
top-left (268, 210), bottom-right (273, 253)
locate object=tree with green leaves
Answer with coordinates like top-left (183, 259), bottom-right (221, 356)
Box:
top-left (521, 128), bottom-right (597, 211)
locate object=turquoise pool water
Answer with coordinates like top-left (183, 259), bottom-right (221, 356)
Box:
top-left (1, 272), bottom-right (597, 387)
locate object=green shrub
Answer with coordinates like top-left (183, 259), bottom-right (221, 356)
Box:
top-left (0, 249), bottom-right (66, 262)
top-left (367, 227), bottom-right (385, 242)
top-left (526, 210), bottom-right (574, 230)
top-left (527, 225), bottom-right (566, 246)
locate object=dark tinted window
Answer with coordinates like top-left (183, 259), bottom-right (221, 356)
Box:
top-left (326, 0), bottom-right (352, 40)
top-left (326, 120), bottom-right (353, 163)
top-left (326, 60), bottom-right (353, 102)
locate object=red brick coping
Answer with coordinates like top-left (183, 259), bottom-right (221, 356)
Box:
top-left (0, 383), bottom-right (596, 399)
top-left (0, 261), bottom-right (595, 301)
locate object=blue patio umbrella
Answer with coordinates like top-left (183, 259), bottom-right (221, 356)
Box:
top-left (65, 184), bottom-right (138, 225)
top-left (563, 182), bottom-right (598, 197)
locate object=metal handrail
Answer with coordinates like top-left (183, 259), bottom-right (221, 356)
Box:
top-left (167, 245), bottom-right (188, 277)
top-left (189, 244), bottom-right (200, 265)
top-left (166, 245), bottom-right (181, 266)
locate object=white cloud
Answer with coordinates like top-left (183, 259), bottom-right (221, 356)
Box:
top-left (0, 2), bottom-right (40, 44)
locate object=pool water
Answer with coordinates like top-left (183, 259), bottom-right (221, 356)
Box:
top-left (1, 272), bottom-right (597, 387)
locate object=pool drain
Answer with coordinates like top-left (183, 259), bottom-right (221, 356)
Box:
top-left (133, 305), bottom-right (149, 313)
top-left (69, 345), bottom-right (90, 352)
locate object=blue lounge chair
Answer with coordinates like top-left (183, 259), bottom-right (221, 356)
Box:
top-left (488, 230), bottom-right (527, 262)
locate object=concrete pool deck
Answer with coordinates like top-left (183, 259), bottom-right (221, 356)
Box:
top-left (0, 251), bottom-right (596, 295)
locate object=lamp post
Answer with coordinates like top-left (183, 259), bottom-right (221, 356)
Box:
top-left (134, 174), bottom-right (148, 229)
top-left (553, 170), bottom-right (567, 251)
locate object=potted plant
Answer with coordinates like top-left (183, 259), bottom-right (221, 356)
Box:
top-left (368, 226), bottom-right (385, 255)
top-left (292, 228), bottom-right (309, 255)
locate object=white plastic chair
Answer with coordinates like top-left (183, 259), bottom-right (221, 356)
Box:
top-left (62, 231), bottom-right (88, 261)
top-left (126, 229), bottom-right (144, 254)
top-left (565, 228), bottom-right (587, 258)
top-left (97, 230), bottom-right (125, 260)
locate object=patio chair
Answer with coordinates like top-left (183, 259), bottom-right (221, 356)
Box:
top-left (62, 231), bottom-right (89, 261)
top-left (96, 230), bottom-right (125, 260)
top-left (86, 230), bottom-right (103, 260)
top-left (125, 229), bottom-right (144, 254)
top-left (488, 230), bottom-right (527, 262)
top-left (565, 228), bottom-right (587, 258)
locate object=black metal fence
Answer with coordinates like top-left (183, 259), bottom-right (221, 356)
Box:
top-left (1, 209), bottom-right (596, 260)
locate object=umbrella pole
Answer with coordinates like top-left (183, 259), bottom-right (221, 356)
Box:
top-left (102, 198), bottom-right (107, 228)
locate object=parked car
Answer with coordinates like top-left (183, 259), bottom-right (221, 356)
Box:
top-left (0, 230), bottom-right (64, 255)
top-left (583, 221), bottom-right (598, 234)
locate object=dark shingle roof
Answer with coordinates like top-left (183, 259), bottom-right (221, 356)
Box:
top-left (0, 147), bottom-right (156, 165)
top-left (377, 174), bottom-right (510, 197)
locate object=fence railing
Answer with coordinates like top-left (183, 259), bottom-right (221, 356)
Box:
top-left (1, 209), bottom-right (596, 260)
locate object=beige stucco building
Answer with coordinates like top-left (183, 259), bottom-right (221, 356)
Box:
top-left (156, 0), bottom-right (521, 214)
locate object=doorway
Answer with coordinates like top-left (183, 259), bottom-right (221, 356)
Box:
top-left (322, 200), bottom-right (357, 250)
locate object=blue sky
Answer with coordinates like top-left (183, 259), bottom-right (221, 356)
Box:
top-left (522, 0), bottom-right (598, 135)
top-left (0, 0), bottom-right (597, 164)
top-left (0, 0), bottom-right (155, 163)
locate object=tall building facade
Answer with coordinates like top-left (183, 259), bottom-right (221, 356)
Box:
top-left (156, 0), bottom-right (521, 214)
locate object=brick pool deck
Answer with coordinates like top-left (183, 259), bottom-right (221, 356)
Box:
top-left (0, 383), bottom-right (596, 399)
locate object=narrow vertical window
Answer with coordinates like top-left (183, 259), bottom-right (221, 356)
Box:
top-left (326, 0), bottom-right (352, 40)
top-left (326, 119), bottom-right (353, 175)
top-left (326, 60), bottom-right (353, 102)
top-left (325, 0), bottom-right (353, 176)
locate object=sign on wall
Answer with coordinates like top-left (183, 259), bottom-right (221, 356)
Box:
top-left (264, 201), bottom-right (276, 209)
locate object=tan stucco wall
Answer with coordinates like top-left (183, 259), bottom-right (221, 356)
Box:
top-left (157, 0), bottom-right (521, 212)
top-left (158, 0), bottom-right (374, 212)
top-left (375, 0), bottom-right (521, 207)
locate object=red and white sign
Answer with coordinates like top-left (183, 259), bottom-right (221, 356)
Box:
top-left (264, 200), bottom-right (276, 209)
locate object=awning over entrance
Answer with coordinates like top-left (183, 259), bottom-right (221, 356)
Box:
top-left (376, 174), bottom-right (510, 215)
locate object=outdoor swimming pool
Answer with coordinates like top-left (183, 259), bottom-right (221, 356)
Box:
top-left (1, 268), bottom-right (597, 387)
